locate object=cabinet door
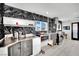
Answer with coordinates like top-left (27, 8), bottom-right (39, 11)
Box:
top-left (33, 37), bottom-right (41, 55)
top-left (20, 41), bottom-right (27, 56)
top-left (8, 42), bottom-right (21, 56)
top-left (26, 39), bottom-right (32, 56)
top-left (21, 39), bottom-right (32, 56)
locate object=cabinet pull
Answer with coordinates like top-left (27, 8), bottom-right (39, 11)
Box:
top-left (18, 47), bottom-right (21, 49)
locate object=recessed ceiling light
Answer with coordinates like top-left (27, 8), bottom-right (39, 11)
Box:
top-left (46, 12), bottom-right (48, 14)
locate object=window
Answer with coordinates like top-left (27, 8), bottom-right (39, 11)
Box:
top-left (63, 26), bottom-right (70, 30)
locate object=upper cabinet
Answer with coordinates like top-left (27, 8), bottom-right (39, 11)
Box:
top-left (49, 18), bottom-right (56, 33)
top-left (49, 17), bottom-right (62, 32)
top-left (57, 21), bottom-right (62, 31)
top-left (3, 17), bottom-right (35, 27)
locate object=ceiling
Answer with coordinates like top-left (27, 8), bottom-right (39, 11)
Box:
top-left (5, 3), bottom-right (79, 21)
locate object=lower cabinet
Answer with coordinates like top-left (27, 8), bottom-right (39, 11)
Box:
top-left (21, 40), bottom-right (32, 56)
top-left (8, 39), bottom-right (32, 56)
top-left (32, 37), bottom-right (41, 55)
top-left (8, 42), bottom-right (21, 56)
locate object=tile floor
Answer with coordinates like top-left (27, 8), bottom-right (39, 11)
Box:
top-left (37, 39), bottom-right (79, 56)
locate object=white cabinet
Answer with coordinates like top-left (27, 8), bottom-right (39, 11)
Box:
top-left (3, 17), bottom-right (35, 27)
top-left (0, 37), bottom-right (41, 56)
top-left (21, 40), bottom-right (32, 56)
top-left (8, 39), bottom-right (32, 56)
top-left (32, 37), bottom-right (41, 55)
top-left (8, 42), bottom-right (21, 56)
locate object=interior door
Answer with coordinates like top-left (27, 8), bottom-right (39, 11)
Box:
top-left (72, 23), bottom-right (78, 40)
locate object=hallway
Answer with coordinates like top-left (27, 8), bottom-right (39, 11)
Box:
top-left (37, 39), bottom-right (79, 56)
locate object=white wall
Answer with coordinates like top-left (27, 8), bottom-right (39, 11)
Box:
top-left (62, 18), bottom-right (79, 40)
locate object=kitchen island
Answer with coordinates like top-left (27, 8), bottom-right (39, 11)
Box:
top-left (0, 36), bottom-right (41, 56)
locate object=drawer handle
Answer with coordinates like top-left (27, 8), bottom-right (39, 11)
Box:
top-left (18, 47), bottom-right (21, 49)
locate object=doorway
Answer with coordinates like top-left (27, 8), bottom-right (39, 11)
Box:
top-left (72, 22), bottom-right (79, 40)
